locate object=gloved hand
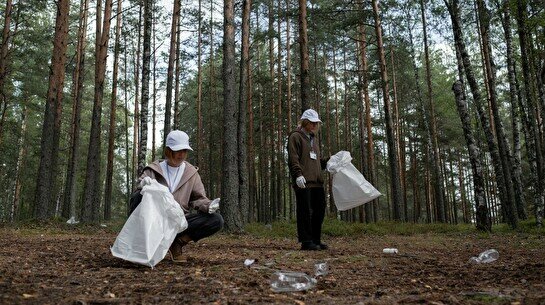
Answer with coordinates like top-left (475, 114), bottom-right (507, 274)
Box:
top-left (139, 177), bottom-right (152, 188)
top-left (296, 176), bottom-right (306, 189)
top-left (209, 198), bottom-right (220, 214)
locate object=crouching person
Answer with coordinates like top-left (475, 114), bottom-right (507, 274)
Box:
top-left (138, 130), bottom-right (224, 262)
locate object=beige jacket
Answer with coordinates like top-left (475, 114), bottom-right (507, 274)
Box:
top-left (287, 128), bottom-right (328, 188)
top-left (138, 160), bottom-right (211, 213)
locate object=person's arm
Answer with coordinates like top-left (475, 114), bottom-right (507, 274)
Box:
top-left (287, 133), bottom-right (303, 179)
top-left (188, 173), bottom-right (212, 213)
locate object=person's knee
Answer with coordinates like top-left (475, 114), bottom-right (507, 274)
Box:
top-left (211, 213), bottom-right (224, 231)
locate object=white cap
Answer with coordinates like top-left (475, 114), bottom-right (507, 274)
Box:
top-left (300, 108), bottom-right (322, 122)
top-left (166, 130), bottom-right (193, 151)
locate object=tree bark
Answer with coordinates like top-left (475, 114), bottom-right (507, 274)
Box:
top-left (104, 0), bottom-right (123, 221)
top-left (11, 105), bottom-right (27, 222)
top-left (34, 0), bottom-right (71, 219)
top-left (62, 0), bottom-right (89, 220)
top-left (476, 0), bottom-right (518, 227)
top-left (222, 0), bottom-right (243, 232)
top-left (82, 0), bottom-right (113, 222)
top-left (138, 0), bottom-right (152, 176)
top-left (0, 0), bottom-right (13, 144)
top-left (238, 0), bottom-right (251, 224)
top-left (164, 0), bottom-right (181, 148)
top-left (421, 0), bottom-right (446, 222)
top-left (445, 0), bottom-right (516, 228)
top-left (298, 0), bottom-right (310, 112)
top-left (372, 0), bottom-right (403, 220)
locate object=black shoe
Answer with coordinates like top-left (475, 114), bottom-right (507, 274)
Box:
top-left (301, 242), bottom-right (320, 251)
top-left (317, 243), bottom-right (328, 250)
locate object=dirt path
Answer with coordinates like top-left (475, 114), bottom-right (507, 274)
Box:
top-left (0, 228), bottom-right (543, 304)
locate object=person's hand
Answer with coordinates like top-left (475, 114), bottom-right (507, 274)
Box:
top-left (209, 198), bottom-right (220, 214)
top-left (139, 177), bottom-right (152, 188)
top-left (296, 176), bottom-right (306, 188)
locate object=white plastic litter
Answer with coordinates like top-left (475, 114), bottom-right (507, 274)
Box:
top-left (326, 151), bottom-right (381, 211)
top-left (111, 179), bottom-right (188, 267)
top-left (244, 259), bottom-right (255, 267)
top-left (66, 216), bottom-right (79, 225)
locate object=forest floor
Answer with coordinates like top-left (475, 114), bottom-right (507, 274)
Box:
top-left (0, 224), bottom-right (544, 305)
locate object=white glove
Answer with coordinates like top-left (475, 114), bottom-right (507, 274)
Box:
top-left (139, 177), bottom-right (152, 188)
top-left (209, 198), bottom-right (220, 214)
top-left (296, 176), bottom-right (306, 188)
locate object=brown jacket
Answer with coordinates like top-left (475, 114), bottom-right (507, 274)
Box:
top-left (138, 160), bottom-right (211, 213)
top-left (287, 127), bottom-right (328, 188)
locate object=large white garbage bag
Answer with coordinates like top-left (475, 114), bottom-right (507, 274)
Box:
top-left (111, 179), bottom-right (188, 267)
top-left (326, 151), bottom-right (381, 211)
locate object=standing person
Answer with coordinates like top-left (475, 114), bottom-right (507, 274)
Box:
top-left (287, 109), bottom-right (329, 251)
top-left (138, 130), bottom-right (223, 262)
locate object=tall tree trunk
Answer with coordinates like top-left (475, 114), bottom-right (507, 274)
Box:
top-left (164, 0), bottom-right (181, 148)
top-left (34, 0), bottom-right (71, 219)
top-left (62, 0), bottom-right (89, 220)
top-left (476, 0), bottom-right (518, 227)
top-left (11, 105), bottom-right (28, 222)
top-left (222, 0), bottom-right (243, 231)
top-left (449, 10), bottom-right (490, 232)
top-left (138, 0), bottom-right (152, 176)
top-left (123, 33), bottom-right (131, 212)
top-left (173, 16), bottom-right (182, 129)
top-left (372, 0), bottom-right (403, 220)
top-left (238, 0), bottom-right (251, 224)
top-left (197, 0), bottom-right (203, 166)
top-left (104, 0), bottom-right (123, 221)
top-left (132, 5), bottom-right (143, 189)
top-left (445, 0), bottom-right (516, 228)
top-left (0, 0), bottom-right (13, 144)
top-left (82, 0), bottom-right (114, 222)
top-left (298, 0), bottom-right (310, 112)
top-left (515, 0), bottom-right (545, 226)
top-left (497, 0), bottom-right (527, 220)
top-left (421, 0), bottom-right (446, 222)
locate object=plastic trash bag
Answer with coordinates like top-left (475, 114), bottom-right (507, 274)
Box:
top-left (326, 151), bottom-right (381, 211)
top-left (111, 179), bottom-right (188, 267)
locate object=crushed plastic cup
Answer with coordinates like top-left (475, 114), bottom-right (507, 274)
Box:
top-left (66, 216), bottom-right (79, 225)
top-left (244, 259), bottom-right (255, 267)
top-left (314, 262), bottom-right (328, 276)
top-left (383, 248), bottom-right (398, 254)
top-left (270, 271), bottom-right (317, 292)
top-left (469, 249), bottom-right (499, 264)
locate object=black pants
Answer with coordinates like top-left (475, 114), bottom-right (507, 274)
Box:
top-left (177, 212), bottom-right (224, 242)
top-left (294, 187), bottom-right (326, 244)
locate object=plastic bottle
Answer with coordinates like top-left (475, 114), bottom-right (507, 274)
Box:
top-left (469, 249), bottom-right (499, 264)
top-left (383, 248), bottom-right (398, 254)
top-left (270, 271), bottom-right (317, 292)
top-left (314, 262), bottom-right (329, 276)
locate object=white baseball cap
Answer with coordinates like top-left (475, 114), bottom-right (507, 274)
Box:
top-left (166, 130), bottom-right (193, 151)
top-left (300, 108), bottom-right (322, 122)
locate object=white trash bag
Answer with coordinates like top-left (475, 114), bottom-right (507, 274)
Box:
top-left (326, 151), bottom-right (381, 211)
top-left (111, 179), bottom-right (188, 267)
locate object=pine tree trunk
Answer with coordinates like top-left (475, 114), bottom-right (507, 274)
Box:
top-left (421, 0), bottom-right (446, 223)
top-left (476, 0), bottom-right (518, 227)
top-left (222, 0), bottom-right (243, 231)
top-left (11, 105), bottom-right (27, 222)
top-left (138, 0), bottom-right (152, 176)
top-left (0, 0), bottom-right (13, 144)
top-left (173, 17), bottom-right (182, 129)
top-left (132, 5), bottom-right (142, 189)
top-left (104, 0), bottom-right (123, 221)
top-left (197, 0), bottom-right (203, 167)
top-left (164, 0), bottom-right (180, 148)
top-left (452, 79), bottom-right (491, 231)
top-left (515, 0), bottom-right (545, 226)
top-left (238, 0), bottom-right (251, 224)
top-left (62, 0), bottom-right (89, 220)
top-left (34, 0), bottom-right (71, 219)
top-left (82, 0), bottom-right (113, 222)
top-left (372, 0), bottom-right (403, 220)
top-left (298, 0), bottom-right (310, 112)
top-left (498, 0), bottom-right (527, 220)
